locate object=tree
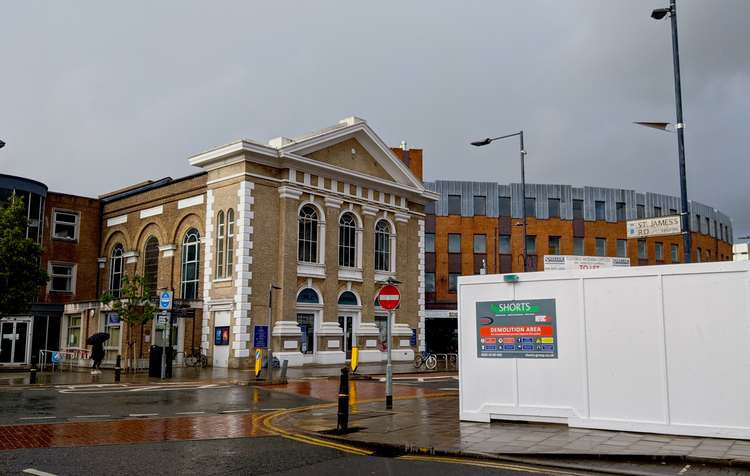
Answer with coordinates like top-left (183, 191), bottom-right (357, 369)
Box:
top-left (100, 274), bottom-right (156, 369)
top-left (0, 195), bottom-right (48, 320)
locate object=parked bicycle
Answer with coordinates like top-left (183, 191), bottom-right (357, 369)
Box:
top-left (414, 351), bottom-right (438, 370)
top-left (182, 348), bottom-right (208, 368)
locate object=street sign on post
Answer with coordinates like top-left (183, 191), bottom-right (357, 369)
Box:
top-left (627, 216), bottom-right (681, 239)
top-left (159, 290), bottom-right (173, 311)
top-left (377, 284), bottom-right (401, 409)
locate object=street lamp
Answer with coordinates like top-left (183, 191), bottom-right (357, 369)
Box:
top-left (639, 0), bottom-right (692, 264)
top-left (471, 131), bottom-right (529, 272)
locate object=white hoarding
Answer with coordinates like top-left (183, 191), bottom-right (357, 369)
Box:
top-left (457, 261), bottom-right (750, 438)
top-left (543, 255), bottom-right (630, 271)
top-left (627, 215), bottom-right (681, 238)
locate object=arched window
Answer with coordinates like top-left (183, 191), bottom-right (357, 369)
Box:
top-left (143, 236), bottom-right (159, 295)
top-left (181, 229), bottom-right (200, 299)
top-left (338, 212), bottom-right (357, 268)
top-left (226, 209), bottom-right (235, 277)
top-left (338, 291), bottom-right (358, 306)
top-left (298, 205), bottom-right (319, 263)
top-left (109, 244), bottom-right (124, 298)
top-left (375, 219), bottom-right (392, 272)
top-left (215, 210), bottom-right (225, 278)
top-left (297, 288), bottom-right (320, 304)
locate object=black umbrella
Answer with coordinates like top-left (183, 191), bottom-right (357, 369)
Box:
top-left (86, 332), bottom-right (110, 345)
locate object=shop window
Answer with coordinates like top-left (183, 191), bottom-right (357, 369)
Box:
top-left (52, 210), bottom-right (79, 241)
top-left (67, 315), bottom-right (81, 348)
top-left (105, 313), bottom-right (121, 349)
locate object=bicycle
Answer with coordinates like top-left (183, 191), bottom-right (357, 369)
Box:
top-left (183, 348), bottom-right (208, 368)
top-left (414, 351), bottom-right (438, 370)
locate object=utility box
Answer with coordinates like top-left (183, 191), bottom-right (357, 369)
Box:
top-left (457, 261), bottom-right (750, 439)
top-left (148, 346), bottom-right (173, 378)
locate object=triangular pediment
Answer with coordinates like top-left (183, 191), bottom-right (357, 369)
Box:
top-left (304, 137), bottom-right (395, 182)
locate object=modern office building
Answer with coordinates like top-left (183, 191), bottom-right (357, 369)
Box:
top-left (422, 180), bottom-right (734, 353)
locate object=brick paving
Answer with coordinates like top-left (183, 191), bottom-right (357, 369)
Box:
top-left (281, 395), bottom-right (750, 464)
top-left (0, 413), bottom-right (269, 450)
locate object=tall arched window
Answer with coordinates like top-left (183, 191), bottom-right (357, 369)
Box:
top-left (215, 210), bottom-right (225, 278)
top-left (109, 244), bottom-right (124, 298)
top-left (181, 228), bottom-right (200, 299)
top-left (226, 209), bottom-right (235, 277)
top-left (298, 205), bottom-right (319, 263)
top-left (375, 219), bottom-right (392, 272)
top-left (338, 212), bottom-right (356, 267)
top-left (143, 237), bottom-right (159, 295)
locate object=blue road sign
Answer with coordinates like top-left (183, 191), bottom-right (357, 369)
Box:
top-left (159, 290), bottom-right (173, 310)
top-left (254, 325), bottom-right (269, 348)
top-left (410, 328), bottom-right (417, 346)
top-left (51, 352), bottom-right (61, 363)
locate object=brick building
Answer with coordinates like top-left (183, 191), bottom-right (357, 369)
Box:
top-left (422, 180), bottom-right (734, 353)
top-left (0, 174), bottom-right (100, 366)
top-left (60, 117), bottom-right (437, 369)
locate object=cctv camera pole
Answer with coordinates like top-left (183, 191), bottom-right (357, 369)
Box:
top-left (667, 0), bottom-right (692, 264)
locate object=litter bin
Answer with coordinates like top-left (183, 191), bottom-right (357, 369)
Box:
top-left (148, 346), bottom-right (173, 378)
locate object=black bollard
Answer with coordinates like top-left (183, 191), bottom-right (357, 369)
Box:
top-left (29, 355), bottom-right (38, 384)
top-left (336, 366), bottom-right (350, 433)
top-left (114, 354), bottom-right (122, 383)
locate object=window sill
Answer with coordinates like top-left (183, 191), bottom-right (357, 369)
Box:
top-left (297, 262), bottom-right (326, 279)
top-left (52, 237), bottom-right (78, 243)
top-left (338, 268), bottom-right (363, 282)
top-left (213, 278), bottom-right (232, 283)
top-left (374, 271), bottom-right (396, 283)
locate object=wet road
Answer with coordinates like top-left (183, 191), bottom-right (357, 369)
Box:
top-left (0, 383), bottom-right (320, 425)
top-left (0, 436), bottom-right (589, 476)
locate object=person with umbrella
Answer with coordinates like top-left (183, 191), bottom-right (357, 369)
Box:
top-left (87, 332), bottom-right (109, 375)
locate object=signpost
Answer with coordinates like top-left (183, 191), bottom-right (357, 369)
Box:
top-left (158, 290), bottom-right (173, 379)
top-left (543, 255), bottom-right (630, 271)
top-left (626, 215), bottom-right (681, 239)
top-left (377, 284), bottom-right (401, 409)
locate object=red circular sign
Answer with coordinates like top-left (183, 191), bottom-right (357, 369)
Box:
top-left (377, 284), bottom-right (401, 310)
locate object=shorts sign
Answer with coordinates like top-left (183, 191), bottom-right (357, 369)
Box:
top-left (475, 299), bottom-right (557, 359)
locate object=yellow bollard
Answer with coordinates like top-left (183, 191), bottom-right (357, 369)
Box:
top-left (254, 348), bottom-right (262, 378)
top-left (350, 346), bottom-right (359, 373)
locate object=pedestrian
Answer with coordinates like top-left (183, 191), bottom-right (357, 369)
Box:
top-left (90, 340), bottom-right (104, 375)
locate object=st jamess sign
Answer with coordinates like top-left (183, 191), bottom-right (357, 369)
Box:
top-left (475, 299), bottom-right (558, 359)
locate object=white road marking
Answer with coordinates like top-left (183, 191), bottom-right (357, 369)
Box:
top-left (23, 468), bottom-right (58, 476)
top-left (19, 416), bottom-right (56, 420)
top-left (220, 409), bottom-right (250, 413)
top-left (175, 411), bottom-right (205, 415)
top-left (259, 408), bottom-right (287, 411)
top-left (679, 464), bottom-right (691, 474)
top-left (72, 415), bottom-right (111, 418)
top-left (129, 413), bottom-right (158, 417)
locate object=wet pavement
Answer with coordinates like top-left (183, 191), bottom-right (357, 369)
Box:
top-left (281, 393), bottom-right (750, 466)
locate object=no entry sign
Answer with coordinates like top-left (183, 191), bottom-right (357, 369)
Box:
top-left (377, 284), bottom-right (401, 310)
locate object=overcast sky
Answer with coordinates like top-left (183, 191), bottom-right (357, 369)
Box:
top-left (1, 1), bottom-right (748, 237)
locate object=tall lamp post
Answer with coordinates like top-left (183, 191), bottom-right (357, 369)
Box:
top-left (638, 0), bottom-right (692, 264)
top-left (471, 131), bottom-right (528, 272)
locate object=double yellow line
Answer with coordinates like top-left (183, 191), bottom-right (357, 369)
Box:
top-left (399, 455), bottom-right (592, 476)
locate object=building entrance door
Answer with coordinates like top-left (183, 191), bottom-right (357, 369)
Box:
top-left (338, 315), bottom-right (353, 359)
top-left (0, 318), bottom-right (32, 365)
